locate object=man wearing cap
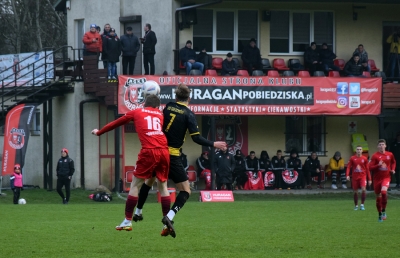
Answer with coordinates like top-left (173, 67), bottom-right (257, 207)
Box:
top-left (82, 24), bottom-right (102, 56)
top-left (319, 43), bottom-right (340, 75)
top-left (221, 52), bottom-right (238, 76)
top-left (180, 40), bottom-right (204, 75)
top-left (389, 132), bottom-right (400, 188)
top-left (120, 26), bottom-right (140, 75)
top-left (56, 148), bottom-right (75, 204)
top-left (241, 38), bottom-right (262, 76)
top-left (328, 151), bottom-right (346, 189)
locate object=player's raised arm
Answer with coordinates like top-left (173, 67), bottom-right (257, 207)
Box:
top-left (91, 114), bottom-right (132, 136)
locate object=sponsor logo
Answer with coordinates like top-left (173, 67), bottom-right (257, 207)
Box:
top-left (337, 82), bottom-right (348, 94)
top-left (123, 77), bottom-right (147, 110)
top-left (349, 82), bottom-right (360, 95)
top-left (203, 192), bottom-right (212, 201)
top-left (337, 96), bottom-right (347, 108)
top-left (349, 96), bottom-right (360, 108)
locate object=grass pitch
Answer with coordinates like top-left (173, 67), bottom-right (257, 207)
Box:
top-left (0, 189), bottom-right (398, 258)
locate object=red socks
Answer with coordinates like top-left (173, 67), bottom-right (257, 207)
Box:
top-left (376, 196), bottom-right (382, 213)
top-left (353, 192), bottom-right (358, 206)
top-left (125, 195), bottom-right (138, 220)
top-left (361, 192), bottom-right (366, 204)
top-left (382, 191), bottom-right (388, 210)
top-left (161, 196), bottom-right (171, 216)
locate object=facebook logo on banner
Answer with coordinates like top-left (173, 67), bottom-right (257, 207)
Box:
top-left (337, 82), bottom-right (348, 94)
top-left (349, 83), bottom-right (360, 95)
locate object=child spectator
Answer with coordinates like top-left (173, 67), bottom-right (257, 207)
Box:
top-left (10, 164), bottom-right (23, 204)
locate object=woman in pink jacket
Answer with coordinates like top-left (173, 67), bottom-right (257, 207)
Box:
top-left (10, 164), bottom-right (23, 204)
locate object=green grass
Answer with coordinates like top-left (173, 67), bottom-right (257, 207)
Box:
top-left (0, 189), bottom-right (398, 258)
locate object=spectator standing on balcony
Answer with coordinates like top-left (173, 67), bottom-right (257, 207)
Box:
top-left (303, 152), bottom-right (322, 189)
top-left (304, 42), bottom-right (320, 76)
top-left (241, 38), bottom-right (262, 76)
top-left (386, 30), bottom-right (400, 77)
top-left (82, 24), bottom-right (102, 57)
top-left (104, 28), bottom-right (121, 80)
top-left (353, 44), bottom-right (371, 72)
top-left (214, 146), bottom-right (235, 190)
top-left (319, 43), bottom-right (340, 75)
top-left (101, 24), bottom-right (112, 69)
top-left (329, 151), bottom-right (346, 189)
top-left (221, 52), bottom-right (238, 76)
top-left (196, 47), bottom-right (212, 70)
top-left (344, 53), bottom-right (367, 77)
top-left (140, 23), bottom-right (157, 75)
top-left (120, 27), bottom-right (140, 75)
top-left (389, 132), bottom-right (400, 189)
top-left (180, 40), bottom-right (204, 75)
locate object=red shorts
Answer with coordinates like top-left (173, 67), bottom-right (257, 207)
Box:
top-left (134, 148), bottom-right (170, 182)
top-left (373, 178), bottom-right (391, 194)
top-left (352, 177), bottom-right (366, 190)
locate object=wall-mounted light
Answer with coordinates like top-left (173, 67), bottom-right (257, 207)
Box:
top-left (352, 5), bottom-right (366, 21)
top-left (66, 0), bottom-right (71, 10)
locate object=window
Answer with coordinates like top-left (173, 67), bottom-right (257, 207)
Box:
top-left (270, 11), bottom-right (334, 54)
top-left (193, 9), bottom-right (259, 53)
top-left (75, 19), bottom-right (85, 57)
top-left (30, 109), bottom-right (40, 136)
top-left (285, 116), bottom-right (326, 156)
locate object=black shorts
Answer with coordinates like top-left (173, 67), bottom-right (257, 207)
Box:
top-left (168, 155), bottom-right (188, 184)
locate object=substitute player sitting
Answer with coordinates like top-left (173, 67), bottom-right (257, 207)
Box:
top-left (346, 146), bottom-right (371, 211)
top-left (369, 139), bottom-right (396, 222)
top-left (91, 94), bottom-right (171, 232)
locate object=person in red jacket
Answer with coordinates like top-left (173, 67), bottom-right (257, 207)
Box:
top-left (10, 164), bottom-right (23, 204)
top-left (369, 139), bottom-right (396, 222)
top-left (82, 24), bottom-right (102, 56)
top-left (346, 146), bottom-right (371, 211)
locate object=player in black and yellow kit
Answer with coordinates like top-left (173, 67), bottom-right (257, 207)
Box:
top-left (134, 83), bottom-right (227, 238)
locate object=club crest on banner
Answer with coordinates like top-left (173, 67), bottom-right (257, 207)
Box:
top-left (122, 77), bottom-right (147, 111)
top-left (8, 128), bottom-right (25, 149)
top-left (264, 171), bottom-right (275, 187)
top-left (282, 169), bottom-right (299, 184)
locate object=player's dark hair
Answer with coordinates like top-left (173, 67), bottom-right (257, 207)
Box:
top-left (250, 151), bottom-right (255, 155)
top-left (277, 150), bottom-right (282, 153)
top-left (377, 139), bottom-right (386, 144)
top-left (144, 94), bottom-right (160, 108)
top-left (175, 83), bottom-right (191, 102)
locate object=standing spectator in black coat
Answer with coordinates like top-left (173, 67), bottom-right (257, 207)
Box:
top-left (101, 23), bottom-right (112, 69)
top-left (241, 38), bottom-right (262, 76)
top-left (344, 53), bottom-right (367, 77)
top-left (214, 147), bottom-right (235, 190)
top-left (303, 152), bottom-right (322, 189)
top-left (196, 47), bottom-right (212, 70)
top-left (245, 151), bottom-right (260, 178)
top-left (221, 52), bottom-right (238, 76)
top-left (389, 132), bottom-right (400, 188)
top-left (319, 43), bottom-right (340, 75)
top-left (120, 27), bottom-right (140, 75)
top-left (304, 42), bottom-right (321, 76)
top-left (56, 148), bottom-right (75, 204)
top-left (140, 23), bottom-right (157, 75)
top-left (233, 150), bottom-right (246, 190)
top-left (286, 149), bottom-right (303, 189)
top-left (104, 28), bottom-right (121, 80)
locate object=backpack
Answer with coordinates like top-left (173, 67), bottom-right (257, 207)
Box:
top-left (93, 192), bottom-right (113, 202)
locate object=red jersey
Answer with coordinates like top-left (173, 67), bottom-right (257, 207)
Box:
top-left (346, 155), bottom-right (371, 181)
top-left (96, 107), bottom-right (167, 149)
top-left (369, 151), bottom-right (396, 181)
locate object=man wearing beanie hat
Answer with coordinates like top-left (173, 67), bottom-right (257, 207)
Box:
top-left (56, 148), bottom-right (75, 204)
top-left (179, 40), bottom-right (204, 75)
top-left (221, 52), bottom-right (238, 76)
top-left (344, 52), bottom-right (367, 77)
top-left (241, 38), bottom-right (262, 76)
top-left (82, 24), bottom-right (102, 56)
top-left (328, 151), bottom-right (346, 189)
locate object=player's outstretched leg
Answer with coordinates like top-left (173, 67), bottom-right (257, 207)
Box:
top-left (116, 195), bottom-right (138, 231)
top-left (161, 216), bottom-right (176, 238)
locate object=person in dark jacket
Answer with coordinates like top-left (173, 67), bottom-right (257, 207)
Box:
top-left (120, 26), bottom-right (140, 75)
top-left (353, 44), bottom-right (371, 72)
top-left (259, 150), bottom-right (271, 178)
top-left (245, 151), bottom-right (259, 179)
top-left (344, 53), bottom-right (367, 77)
top-left (389, 132), bottom-right (400, 188)
top-left (319, 43), bottom-right (340, 75)
top-left (214, 147), bottom-right (235, 190)
top-left (140, 23), bottom-right (157, 75)
top-left (303, 152), bottom-right (322, 189)
top-left (286, 149), bottom-right (303, 189)
top-left (233, 150), bottom-right (246, 190)
top-left (196, 47), bottom-right (212, 70)
top-left (180, 40), bottom-right (204, 75)
top-left (241, 38), bottom-right (262, 76)
top-left (271, 150), bottom-right (286, 188)
top-left (56, 148), bottom-right (75, 204)
top-left (196, 151), bottom-right (211, 190)
top-left (101, 23), bottom-right (112, 68)
top-left (104, 28), bottom-right (121, 80)
top-left (304, 42), bottom-right (321, 76)
top-left (221, 52), bottom-right (238, 76)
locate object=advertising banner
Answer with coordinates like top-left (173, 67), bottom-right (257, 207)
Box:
top-left (199, 190), bottom-right (234, 202)
top-left (118, 75), bottom-right (382, 116)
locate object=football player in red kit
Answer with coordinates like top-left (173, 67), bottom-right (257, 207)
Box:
top-left (346, 146), bottom-right (371, 210)
top-left (369, 139), bottom-right (396, 222)
top-left (91, 94), bottom-right (171, 231)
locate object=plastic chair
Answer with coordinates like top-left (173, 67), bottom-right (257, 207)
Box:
top-left (328, 71), bottom-right (340, 77)
top-left (205, 69), bottom-right (217, 76)
top-left (267, 70), bottom-right (280, 77)
top-left (333, 59), bottom-right (345, 70)
top-left (374, 71), bottom-right (387, 80)
top-left (273, 58), bottom-right (290, 71)
top-left (282, 70), bottom-right (295, 77)
top-left (232, 58), bottom-right (241, 68)
top-left (288, 58), bottom-right (303, 72)
top-left (252, 70), bottom-right (264, 76)
top-left (187, 165), bottom-right (198, 189)
top-left (189, 69), bottom-right (202, 76)
top-left (363, 71), bottom-right (371, 78)
top-left (313, 71), bottom-right (325, 77)
top-left (237, 70), bottom-right (249, 76)
top-left (261, 58), bottom-right (273, 71)
top-left (212, 57), bottom-right (223, 70)
top-left (368, 59), bottom-right (380, 72)
top-left (298, 71), bottom-right (310, 77)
